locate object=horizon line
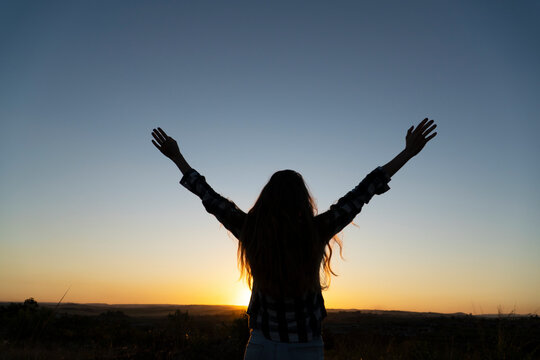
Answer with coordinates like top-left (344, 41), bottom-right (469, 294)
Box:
top-left (1, 301), bottom-right (536, 317)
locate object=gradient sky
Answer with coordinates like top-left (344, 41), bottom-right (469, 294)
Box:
top-left (1, 0), bottom-right (539, 314)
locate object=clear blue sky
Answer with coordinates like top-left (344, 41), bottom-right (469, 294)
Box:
top-left (1, 0), bottom-right (539, 313)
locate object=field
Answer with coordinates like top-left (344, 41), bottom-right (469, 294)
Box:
top-left (1, 299), bottom-right (539, 359)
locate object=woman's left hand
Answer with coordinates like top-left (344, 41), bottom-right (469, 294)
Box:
top-left (151, 127), bottom-right (182, 161)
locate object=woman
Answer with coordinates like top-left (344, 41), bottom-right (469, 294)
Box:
top-left (151, 118), bottom-right (437, 359)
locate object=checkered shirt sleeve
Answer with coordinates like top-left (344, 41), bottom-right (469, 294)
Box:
top-left (180, 169), bottom-right (246, 239)
top-left (316, 166), bottom-right (391, 240)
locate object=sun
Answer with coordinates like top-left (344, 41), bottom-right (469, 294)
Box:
top-left (233, 286), bottom-right (252, 307)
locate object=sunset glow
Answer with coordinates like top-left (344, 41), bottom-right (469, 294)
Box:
top-left (234, 286), bottom-right (253, 308)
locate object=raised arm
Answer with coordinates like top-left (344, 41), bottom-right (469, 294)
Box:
top-left (151, 127), bottom-right (246, 238)
top-left (316, 118), bottom-right (437, 241)
top-left (151, 127), bottom-right (193, 175)
top-left (382, 118), bottom-right (437, 177)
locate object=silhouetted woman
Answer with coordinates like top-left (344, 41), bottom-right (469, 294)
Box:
top-left (151, 119), bottom-right (437, 360)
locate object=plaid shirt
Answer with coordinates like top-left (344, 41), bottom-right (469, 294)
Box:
top-left (180, 167), bottom-right (391, 343)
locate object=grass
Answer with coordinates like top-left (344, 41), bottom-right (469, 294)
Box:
top-left (1, 299), bottom-right (539, 360)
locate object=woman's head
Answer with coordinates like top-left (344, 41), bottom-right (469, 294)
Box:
top-left (238, 170), bottom-right (342, 298)
top-left (253, 169), bottom-right (316, 221)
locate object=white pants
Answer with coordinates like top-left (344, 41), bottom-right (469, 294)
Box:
top-left (243, 329), bottom-right (324, 360)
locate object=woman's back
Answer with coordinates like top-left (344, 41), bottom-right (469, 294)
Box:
top-left (179, 165), bottom-right (392, 343)
top-left (239, 169), bottom-right (323, 299)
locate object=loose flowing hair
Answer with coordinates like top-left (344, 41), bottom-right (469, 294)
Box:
top-left (238, 170), bottom-right (343, 298)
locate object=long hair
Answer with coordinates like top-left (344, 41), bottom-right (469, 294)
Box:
top-left (238, 170), bottom-right (343, 298)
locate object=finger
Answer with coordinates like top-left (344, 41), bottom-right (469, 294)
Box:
top-left (154, 129), bottom-right (167, 144)
top-left (422, 119), bottom-right (434, 130)
top-left (152, 131), bottom-right (164, 144)
top-left (151, 140), bottom-right (162, 151)
top-left (407, 126), bottom-right (414, 136)
top-left (425, 132), bottom-right (437, 141)
top-left (418, 120), bottom-right (434, 136)
top-left (413, 118), bottom-right (429, 134)
top-left (157, 127), bottom-right (169, 140)
top-left (422, 123), bottom-right (437, 136)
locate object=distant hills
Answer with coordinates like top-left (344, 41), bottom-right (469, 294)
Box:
top-left (1, 302), bottom-right (531, 318)
top-left (327, 309), bottom-right (469, 317)
top-left (33, 303), bottom-right (247, 317)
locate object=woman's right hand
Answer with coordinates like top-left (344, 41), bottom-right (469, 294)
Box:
top-left (404, 118), bottom-right (437, 158)
top-left (151, 127), bottom-right (182, 161)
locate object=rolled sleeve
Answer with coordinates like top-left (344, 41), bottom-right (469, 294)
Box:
top-left (180, 169), bottom-right (203, 195)
top-left (370, 166), bottom-right (391, 196)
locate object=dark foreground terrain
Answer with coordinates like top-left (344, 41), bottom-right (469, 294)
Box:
top-left (1, 299), bottom-right (539, 360)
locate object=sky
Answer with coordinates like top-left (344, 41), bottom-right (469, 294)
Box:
top-left (1, 0), bottom-right (539, 314)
